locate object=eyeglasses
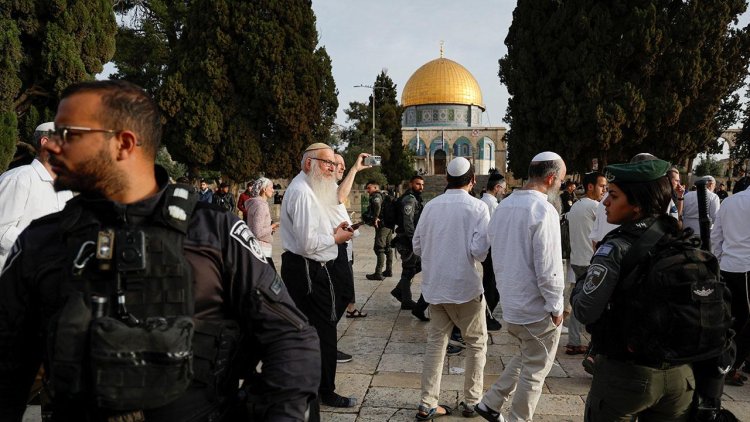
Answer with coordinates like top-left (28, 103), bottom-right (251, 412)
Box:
top-left (49, 125), bottom-right (122, 146)
top-left (310, 157), bottom-right (337, 168)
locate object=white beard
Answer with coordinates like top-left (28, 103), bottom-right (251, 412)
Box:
top-left (307, 164), bottom-right (339, 207)
top-left (547, 184), bottom-right (562, 214)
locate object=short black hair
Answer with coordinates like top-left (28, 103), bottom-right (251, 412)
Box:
top-left (410, 175), bottom-right (424, 183)
top-left (582, 172), bottom-right (604, 192)
top-left (486, 173), bottom-right (505, 190)
top-left (613, 176), bottom-right (672, 218)
top-left (564, 180), bottom-right (576, 188)
top-left (60, 80), bottom-right (162, 159)
top-left (366, 180), bottom-right (380, 188)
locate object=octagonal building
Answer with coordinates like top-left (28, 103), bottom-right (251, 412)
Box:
top-left (401, 55), bottom-right (507, 176)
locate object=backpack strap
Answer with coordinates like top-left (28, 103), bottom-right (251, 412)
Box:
top-left (620, 218), bottom-right (668, 290)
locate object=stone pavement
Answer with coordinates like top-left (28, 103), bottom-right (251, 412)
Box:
top-left (21, 225), bottom-right (750, 421)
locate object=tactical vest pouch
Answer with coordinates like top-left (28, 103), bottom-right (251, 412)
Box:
top-left (89, 316), bottom-right (194, 410)
top-left (192, 319), bottom-right (241, 394)
top-left (49, 291), bottom-right (92, 397)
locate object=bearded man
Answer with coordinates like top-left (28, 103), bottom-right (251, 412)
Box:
top-left (280, 143), bottom-right (357, 409)
top-left (476, 151), bottom-right (567, 422)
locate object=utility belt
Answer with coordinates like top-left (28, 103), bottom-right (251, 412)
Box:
top-left (603, 354), bottom-right (684, 370)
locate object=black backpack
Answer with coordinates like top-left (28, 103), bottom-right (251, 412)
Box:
top-left (560, 214), bottom-right (571, 260)
top-left (380, 193), bottom-right (400, 230)
top-left (616, 218), bottom-right (733, 364)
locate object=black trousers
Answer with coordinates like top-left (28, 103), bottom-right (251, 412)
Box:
top-left (281, 252), bottom-right (338, 397)
top-left (481, 249), bottom-right (499, 312)
top-left (331, 243), bottom-right (355, 320)
top-left (722, 270), bottom-right (750, 368)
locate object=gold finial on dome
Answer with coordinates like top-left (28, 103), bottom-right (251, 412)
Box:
top-left (440, 40), bottom-right (444, 58)
top-left (401, 56), bottom-right (485, 109)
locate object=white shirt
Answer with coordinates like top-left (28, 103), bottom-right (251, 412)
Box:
top-left (329, 203), bottom-right (359, 261)
top-left (480, 193), bottom-right (499, 216)
top-left (588, 193), bottom-right (619, 243)
top-left (682, 190), bottom-right (720, 235)
top-left (490, 189), bottom-right (565, 324)
top-left (711, 188), bottom-right (750, 273)
top-left (280, 172), bottom-right (338, 262)
top-left (568, 197), bottom-right (599, 267)
top-left (0, 159), bottom-right (73, 268)
top-left (413, 189), bottom-right (490, 304)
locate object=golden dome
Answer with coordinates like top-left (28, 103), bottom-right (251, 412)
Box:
top-left (401, 57), bottom-right (484, 109)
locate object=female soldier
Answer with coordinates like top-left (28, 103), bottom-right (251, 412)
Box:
top-left (571, 159), bottom-right (695, 421)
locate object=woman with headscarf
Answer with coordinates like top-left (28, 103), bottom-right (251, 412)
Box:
top-left (245, 177), bottom-right (279, 269)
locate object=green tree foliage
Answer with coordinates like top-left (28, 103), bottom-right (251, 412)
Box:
top-left (0, 1), bottom-right (116, 171)
top-left (342, 71), bottom-right (413, 185)
top-left (155, 146), bottom-right (187, 180)
top-left (694, 154), bottom-right (724, 176)
top-left (114, 0), bottom-right (337, 181)
top-left (500, 0), bottom-right (750, 176)
top-left (731, 91), bottom-right (750, 170)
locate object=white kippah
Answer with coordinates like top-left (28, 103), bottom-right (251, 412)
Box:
top-left (35, 122), bottom-right (54, 132)
top-left (531, 151), bottom-right (562, 162)
top-left (447, 157), bottom-right (471, 177)
top-left (699, 175), bottom-right (716, 184)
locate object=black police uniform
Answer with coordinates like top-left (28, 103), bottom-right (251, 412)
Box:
top-left (391, 189), bottom-right (427, 310)
top-left (364, 191), bottom-right (393, 278)
top-left (0, 167), bottom-right (320, 421)
top-left (572, 217), bottom-right (694, 421)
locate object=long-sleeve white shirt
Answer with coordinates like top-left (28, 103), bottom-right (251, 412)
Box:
top-left (480, 193), bottom-right (498, 216)
top-left (329, 203), bottom-right (359, 261)
top-left (711, 188), bottom-right (750, 273)
top-left (280, 172), bottom-right (338, 262)
top-left (682, 190), bottom-right (720, 235)
top-left (413, 189), bottom-right (490, 304)
top-left (568, 197), bottom-right (598, 266)
top-left (588, 193), bottom-right (619, 244)
top-left (0, 159), bottom-right (73, 269)
top-left (490, 189), bottom-right (564, 324)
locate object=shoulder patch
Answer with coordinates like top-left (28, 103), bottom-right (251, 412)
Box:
top-left (403, 204), bottom-right (413, 215)
top-left (230, 220), bottom-right (267, 263)
top-left (583, 264), bottom-right (608, 295)
top-left (373, 196), bottom-right (382, 204)
top-left (594, 244), bottom-right (614, 257)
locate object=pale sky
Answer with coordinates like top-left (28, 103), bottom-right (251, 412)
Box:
top-left (312, 0), bottom-right (750, 128)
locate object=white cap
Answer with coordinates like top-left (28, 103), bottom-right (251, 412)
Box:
top-left (531, 151), bottom-right (562, 162)
top-left (699, 175), bottom-right (715, 184)
top-left (35, 122), bottom-right (54, 133)
top-left (447, 157), bottom-right (471, 176)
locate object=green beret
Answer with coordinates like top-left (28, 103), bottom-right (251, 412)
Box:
top-left (604, 159), bottom-right (671, 183)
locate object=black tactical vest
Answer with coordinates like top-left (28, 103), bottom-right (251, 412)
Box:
top-left (48, 184), bottom-right (199, 411)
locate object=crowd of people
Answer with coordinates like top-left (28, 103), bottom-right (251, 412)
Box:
top-left (0, 79), bottom-right (748, 422)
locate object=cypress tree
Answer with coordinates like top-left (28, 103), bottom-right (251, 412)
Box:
top-left (0, 0), bottom-right (116, 171)
top-left (114, 0), bottom-right (337, 180)
top-left (501, 0), bottom-right (750, 175)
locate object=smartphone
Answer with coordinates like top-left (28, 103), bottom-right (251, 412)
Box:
top-left (349, 221), bottom-right (365, 231)
top-left (363, 155), bottom-right (382, 166)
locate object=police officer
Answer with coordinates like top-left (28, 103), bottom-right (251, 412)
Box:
top-left (571, 159), bottom-right (694, 421)
top-left (0, 80), bottom-right (320, 421)
top-left (363, 181), bottom-right (393, 280)
top-left (390, 175), bottom-right (429, 320)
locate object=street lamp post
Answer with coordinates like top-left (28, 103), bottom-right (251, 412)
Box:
top-left (354, 84), bottom-right (387, 155)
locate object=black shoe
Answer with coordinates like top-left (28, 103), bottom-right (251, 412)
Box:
top-left (321, 392), bottom-right (358, 408)
top-left (401, 300), bottom-right (417, 310)
top-left (390, 287), bottom-right (402, 302)
top-left (366, 273), bottom-right (384, 280)
top-left (382, 269), bottom-right (393, 277)
top-left (475, 402), bottom-right (502, 422)
top-left (336, 350), bottom-right (352, 363)
top-left (446, 344), bottom-right (464, 356)
top-left (486, 318), bottom-right (502, 332)
top-left (411, 306), bottom-right (430, 321)
top-left (449, 333), bottom-right (466, 348)
top-left (459, 401), bottom-right (478, 418)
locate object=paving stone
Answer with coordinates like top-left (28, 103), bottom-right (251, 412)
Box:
top-left (336, 335), bottom-right (388, 356)
top-left (486, 343), bottom-right (520, 357)
top-left (447, 355), bottom-right (504, 376)
top-left (389, 329), bottom-right (428, 343)
top-left (362, 387), bottom-right (456, 409)
top-left (721, 399), bottom-right (750, 418)
top-left (319, 412), bottom-right (358, 421)
top-left (377, 353), bottom-right (432, 373)
top-left (545, 377), bottom-right (593, 395)
top-left (722, 384), bottom-right (750, 401)
top-left (384, 341), bottom-right (426, 355)
top-left (355, 406), bottom-right (398, 421)
top-left (336, 353), bottom-right (381, 375)
top-left (321, 373), bottom-right (372, 414)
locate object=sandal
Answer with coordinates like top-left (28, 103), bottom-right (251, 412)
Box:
top-left (416, 404), bottom-right (453, 420)
top-left (346, 309), bottom-right (368, 318)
